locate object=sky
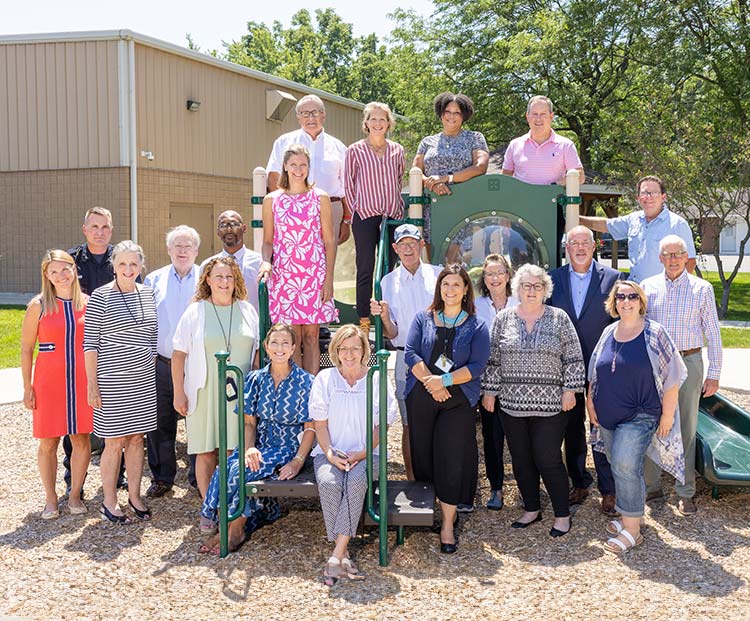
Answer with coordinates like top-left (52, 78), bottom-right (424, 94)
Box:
top-left (1, 0), bottom-right (435, 51)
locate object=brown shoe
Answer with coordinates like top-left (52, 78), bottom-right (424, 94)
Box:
top-left (600, 494), bottom-right (620, 517)
top-left (568, 487), bottom-right (589, 506)
top-left (677, 497), bottom-right (697, 516)
top-left (645, 490), bottom-right (665, 503)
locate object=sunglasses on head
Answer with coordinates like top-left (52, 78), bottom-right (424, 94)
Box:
top-left (614, 293), bottom-right (640, 301)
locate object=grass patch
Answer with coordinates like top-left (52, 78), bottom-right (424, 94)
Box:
top-left (721, 328), bottom-right (750, 348)
top-left (702, 272), bottom-right (750, 322)
top-left (0, 306), bottom-right (25, 369)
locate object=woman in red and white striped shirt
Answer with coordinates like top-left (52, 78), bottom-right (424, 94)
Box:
top-left (344, 102), bottom-right (406, 333)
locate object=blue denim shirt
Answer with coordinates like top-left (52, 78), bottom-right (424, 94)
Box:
top-left (606, 207), bottom-right (696, 283)
top-left (404, 310), bottom-right (490, 406)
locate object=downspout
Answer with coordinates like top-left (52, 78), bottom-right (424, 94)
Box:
top-left (128, 38), bottom-right (138, 242)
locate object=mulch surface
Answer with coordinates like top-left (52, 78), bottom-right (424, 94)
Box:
top-left (1, 391), bottom-right (749, 620)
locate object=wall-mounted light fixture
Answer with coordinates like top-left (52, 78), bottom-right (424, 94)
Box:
top-left (140, 150), bottom-right (154, 161)
top-left (187, 99), bottom-right (201, 111)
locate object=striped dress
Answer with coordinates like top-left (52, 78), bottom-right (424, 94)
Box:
top-left (83, 284), bottom-right (158, 437)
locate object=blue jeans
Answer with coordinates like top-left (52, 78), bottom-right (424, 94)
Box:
top-left (598, 412), bottom-right (659, 518)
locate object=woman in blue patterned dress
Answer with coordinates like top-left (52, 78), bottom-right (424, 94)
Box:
top-left (199, 324), bottom-right (315, 555)
top-left (413, 92), bottom-right (489, 246)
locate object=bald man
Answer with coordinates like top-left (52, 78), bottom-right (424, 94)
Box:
top-left (200, 210), bottom-right (262, 311)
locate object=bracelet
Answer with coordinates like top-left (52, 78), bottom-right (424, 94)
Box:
top-left (441, 373), bottom-right (453, 387)
top-left (292, 455), bottom-right (304, 463)
top-left (448, 174), bottom-right (454, 185)
top-left (342, 218), bottom-right (352, 225)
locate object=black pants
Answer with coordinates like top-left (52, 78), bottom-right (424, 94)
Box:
top-left (500, 410), bottom-right (570, 518)
top-left (565, 393), bottom-right (615, 495)
top-left (353, 213), bottom-right (398, 319)
top-left (479, 400), bottom-right (505, 491)
top-left (147, 357), bottom-right (179, 486)
top-left (407, 384), bottom-right (478, 506)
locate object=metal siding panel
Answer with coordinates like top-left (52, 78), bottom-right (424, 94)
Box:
top-left (55, 45), bottom-right (68, 169)
top-left (44, 44), bottom-right (58, 169)
top-left (14, 47), bottom-right (28, 170)
top-left (35, 45), bottom-right (48, 170)
top-left (0, 48), bottom-right (9, 170)
top-left (65, 44), bottom-right (77, 167)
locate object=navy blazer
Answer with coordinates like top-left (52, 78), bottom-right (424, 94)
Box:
top-left (547, 261), bottom-right (624, 368)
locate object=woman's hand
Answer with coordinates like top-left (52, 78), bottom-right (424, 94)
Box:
top-left (245, 447), bottom-right (263, 472)
top-left (321, 275), bottom-right (334, 304)
top-left (561, 390), bottom-right (576, 412)
top-left (258, 261), bottom-right (272, 283)
top-left (587, 398), bottom-right (599, 427)
top-left (173, 390), bottom-right (189, 417)
top-left (23, 387), bottom-right (36, 410)
top-left (657, 413), bottom-right (675, 438)
top-left (277, 457), bottom-right (303, 480)
top-left (481, 394), bottom-right (496, 412)
top-left (87, 383), bottom-right (102, 409)
top-left (326, 448), bottom-right (350, 471)
top-left (422, 374), bottom-right (444, 395)
top-left (431, 387), bottom-right (451, 402)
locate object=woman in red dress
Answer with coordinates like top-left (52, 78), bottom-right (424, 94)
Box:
top-left (21, 249), bottom-right (93, 519)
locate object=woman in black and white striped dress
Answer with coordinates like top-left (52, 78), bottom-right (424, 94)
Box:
top-left (84, 240), bottom-right (158, 524)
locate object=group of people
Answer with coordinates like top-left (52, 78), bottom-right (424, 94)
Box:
top-left (20, 90), bottom-right (724, 581)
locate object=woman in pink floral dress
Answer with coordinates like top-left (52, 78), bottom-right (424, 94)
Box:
top-left (260, 144), bottom-right (338, 374)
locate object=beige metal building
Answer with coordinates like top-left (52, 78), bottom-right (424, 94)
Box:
top-left (0, 30), bottom-right (365, 294)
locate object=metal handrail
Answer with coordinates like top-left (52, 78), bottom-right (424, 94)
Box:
top-left (258, 280), bottom-right (271, 365)
top-left (216, 351), bottom-right (246, 558)
top-left (365, 349), bottom-right (391, 566)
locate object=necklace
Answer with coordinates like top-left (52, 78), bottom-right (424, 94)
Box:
top-left (367, 140), bottom-right (387, 157)
top-left (610, 337), bottom-right (627, 373)
top-left (211, 299), bottom-right (234, 361)
top-left (115, 280), bottom-right (144, 324)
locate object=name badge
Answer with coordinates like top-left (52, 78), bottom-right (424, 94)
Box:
top-left (435, 354), bottom-right (454, 373)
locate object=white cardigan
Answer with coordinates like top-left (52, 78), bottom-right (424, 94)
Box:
top-left (172, 300), bottom-right (259, 415)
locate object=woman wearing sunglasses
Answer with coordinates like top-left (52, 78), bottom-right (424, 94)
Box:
top-left (482, 263), bottom-right (585, 538)
top-left (587, 280), bottom-right (686, 554)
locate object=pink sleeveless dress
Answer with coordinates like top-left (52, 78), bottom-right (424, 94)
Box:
top-left (268, 188), bottom-right (338, 325)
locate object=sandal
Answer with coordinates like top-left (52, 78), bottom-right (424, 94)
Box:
top-left (323, 558), bottom-right (342, 586)
top-left (100, 503), bottom-right (133, 525)
top-left (605, 519), bottom-right (646, 536)
top-left (128, 500), bottom-right (152, 521)
top-left (604, 529), bottom-right (643, 554)
top-left (68, 502), bottom-right (87, 515)
top-left (341, 557), bottom-right (365, 580)
top-left (40, 506), bottom-right (60, 520)
top-left (199, 516), bottom-right (218, 535)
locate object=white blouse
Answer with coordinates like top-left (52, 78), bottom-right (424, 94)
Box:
top-left (309, 367), bottom-right (397, 456)
top-left (475, 294), bottom-right (519, 334)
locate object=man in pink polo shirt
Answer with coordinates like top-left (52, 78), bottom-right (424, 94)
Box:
top-left (502, 95), bottom-right (585, 186)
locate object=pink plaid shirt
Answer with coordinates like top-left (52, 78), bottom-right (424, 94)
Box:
top-left (502, 129), bottom-right (582, 185)
top-left (641, 270), bottom-right (722, 380)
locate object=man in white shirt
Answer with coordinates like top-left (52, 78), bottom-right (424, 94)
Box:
top-left (144, 225), bottom-right (201, 497)
top-left (266, 94), bottom-right (350, 245)
top-left (200, 210), bottom-right (262, 311)
top-left (370, 224), bottom-right (441, 480)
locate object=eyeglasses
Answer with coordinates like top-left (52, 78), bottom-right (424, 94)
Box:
top-left (520, 283), bottom-right (544, 292)
top-left (211, 274), bottom-right (235, 282)
top-left (297, 109), bottom-right (323, 118)
top-left (337, 345), bottom-right (363, 355)
top-left (660, 251), bottom-right (687, 259)
top-left (614, 293), bottom-right (640, 301)
top-left (567, 241), bottom-right (593, 248)
top-left (484, 270), bottom-right (508, 278)
top-left (218, 221), bottom-right (242, 230)
top-left (638, 191), bottom-right (662, 198)
top-left (442, 110), bottom-right (463, 118)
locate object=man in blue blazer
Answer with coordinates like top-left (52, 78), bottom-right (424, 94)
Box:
top-left (548, 225), bottom-right (625, 516)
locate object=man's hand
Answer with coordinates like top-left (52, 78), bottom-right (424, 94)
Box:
top-left (338, 222), bottom-right (351, 245)
top-left (702, 378), bottom-right (719, 398)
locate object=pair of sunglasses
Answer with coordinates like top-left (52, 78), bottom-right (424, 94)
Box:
top-left (614, 293), bottom-right (640, 301)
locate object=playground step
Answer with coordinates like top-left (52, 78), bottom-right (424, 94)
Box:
top-left (363, 480), bottom-right (435, 527)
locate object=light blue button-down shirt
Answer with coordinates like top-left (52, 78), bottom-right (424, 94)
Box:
top-left (607, 206), bottom-right (696, 283)
top-left (144, 263), bottom-right (199, 358)
top-left (568, 262), bottom-right (594, 318)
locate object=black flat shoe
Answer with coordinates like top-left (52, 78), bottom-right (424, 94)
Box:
top-left (511, 513), bottom-right (542, 529)
top-left (128, 500), bottom-right (152, 521)
top-left (439, 533), bottom-right (458, 554)
top-left (549, 518), bottom-right (572, 538)
top-left (100, 503), bottom-right (132, 525)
